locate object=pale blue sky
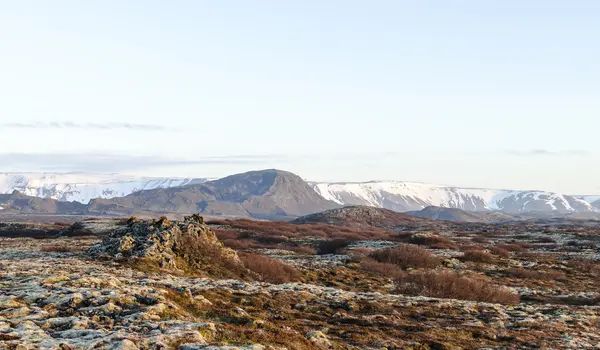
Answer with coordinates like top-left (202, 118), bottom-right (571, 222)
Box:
top-left (1, 1), bottom-right (599, 193)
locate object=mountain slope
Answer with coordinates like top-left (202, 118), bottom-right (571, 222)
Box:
top-left (312, 181), bottom-right (598, 214)
top-left (88, 169), bottom-right (340, 219)
top-left (0, 191), bottom-right (86, 215)
top-left (407, 206), bottom-right (519, 223)
top-left (0, 173), bottom-right (209, 204)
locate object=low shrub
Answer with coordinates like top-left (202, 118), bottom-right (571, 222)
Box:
top-left (566, 258), bottom-right (599, 273)
top-left (505, 268), bottom-right (566, 281)
top-left (370, 244), bottom-right (441, 269)
top-left (174, 232), bottom-right (248, 279)
top-left (536, 236), bottom-right (556, 243)
top-left (221, 239), bottom-right (259, 250)
top-left (410, 235), bottom-right (458, 250)
top-left (461, 250), bottom-right (494, 263)
top-left (489, 246), bottom-right (510, 258)
top-left (284, 244), bottom-right (316, 255)
top-left (497, 244), bottom-right (526, 252)
top-left (460, 245), bottom-right (486, 252)
top-left (359, 257), bottom-right (406, 279)
top-left (394, 271), bottom-right (520, 305)
top-left (316, 239), bottom-right (354, 255)
top-left (239, 253), bottom-right (301, 284)
top-left (472, 236), bottom-right (489, 244)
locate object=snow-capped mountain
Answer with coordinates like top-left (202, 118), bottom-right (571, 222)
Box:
top-left (576, 196), bottom-right (600, 210)
top-left (311, 181), bottom-right (600, 214)
top-left (1, 172), bottom-right (599, 215)
top-left (0, 173), bottom-right (209, 204)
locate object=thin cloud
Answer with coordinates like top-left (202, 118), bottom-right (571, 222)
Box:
top-left (0, 121), bottom-right (173, 131)
top-left (0, 152), bottom-right (289, 173)
top-left (506, 149), bottom-right (591, 156)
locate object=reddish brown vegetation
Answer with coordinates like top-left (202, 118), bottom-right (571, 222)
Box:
top-left (409, 234), bottom-right (458, 250)
top-left (358, 258), bottom-right (406, 279)
top-left (239, 253), bottom-right (301, 284)
top-left (461, 250), bottom-right (494, 263)
top-left (566, 258), bottom-right (599, 273)
top-left (497, 244), bottom-right (527, 252)
top-left (370, 245), bottom-right (441, 269)
top-left (281, 244), bottom-right (316, 255)
top-left (317, 239), bottom-right (355, 255)
top-left (505, 268), bottom-right (566, 281)
top-left (472, 236), bottom-right (489, 244)
top-left (208, 219), bottom-right (399, 241)
top-left (395, 271), bottom-right (520, 305)
top-left (489, 246), bottom-right (510, 258)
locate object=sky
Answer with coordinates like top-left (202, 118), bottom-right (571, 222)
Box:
top-left (1, 1), bottom-right (599, 194)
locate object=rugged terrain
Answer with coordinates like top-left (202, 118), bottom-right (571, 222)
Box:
top-left (86, 170), bottom-right (339, 220)
top-left (1, 209), bottom-right (599, 349)
top-left (0, 170), bottom-right (340, 221)
top-left (2, 170), bottom-right (600, 220)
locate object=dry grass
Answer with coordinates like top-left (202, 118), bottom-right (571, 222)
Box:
top-left (394, 271), bottom-right (520, 305)
top-left (370, 244), bottom-right (441, 269)
top-left (40, 244), bottom-right (84, 253)
top-left (239, 253), bottom-right (302, 284)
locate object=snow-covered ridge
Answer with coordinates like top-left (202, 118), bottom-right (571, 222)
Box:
top-left (0, 173), bottom-right (209, 204)
top-left (311, 181), bottom-right (600, 214)
top-left (1, 172), bottom-right (599, 214)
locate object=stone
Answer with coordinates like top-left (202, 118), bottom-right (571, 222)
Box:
top-left (87, 216), bottom-right (242, 272)
top-left (306, 330), bottom-right (332, 349)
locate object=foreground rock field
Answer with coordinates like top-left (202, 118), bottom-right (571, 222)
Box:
top-left (1, 211), bottom-right (599, 349)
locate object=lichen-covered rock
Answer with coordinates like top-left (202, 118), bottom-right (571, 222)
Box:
top-left (87, 215), bottom-right (241, 273)
top-left (305, 330), bottom-right (332, 349)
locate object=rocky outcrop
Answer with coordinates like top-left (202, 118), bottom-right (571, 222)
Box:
top-left (292, 205), bottom-right (429, 229)
top-left (88, 215), bottom-right (241, 273)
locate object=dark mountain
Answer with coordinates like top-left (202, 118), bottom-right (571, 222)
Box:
top-left (407, 206), bottom-right (518, 223)
top-left (291, 205), bottom-right (433, 229)
top-left (0, 191), bottom-right (87, 215)
top-left (87, 169), bottom-right (340, 220)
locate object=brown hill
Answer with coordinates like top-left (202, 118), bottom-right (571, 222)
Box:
top-left (87, 169), bottom-right (340, 220)
top-left (0, 191), bottom-right (86, 215)
top-left (291, 205), bottom-right (433, 229)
